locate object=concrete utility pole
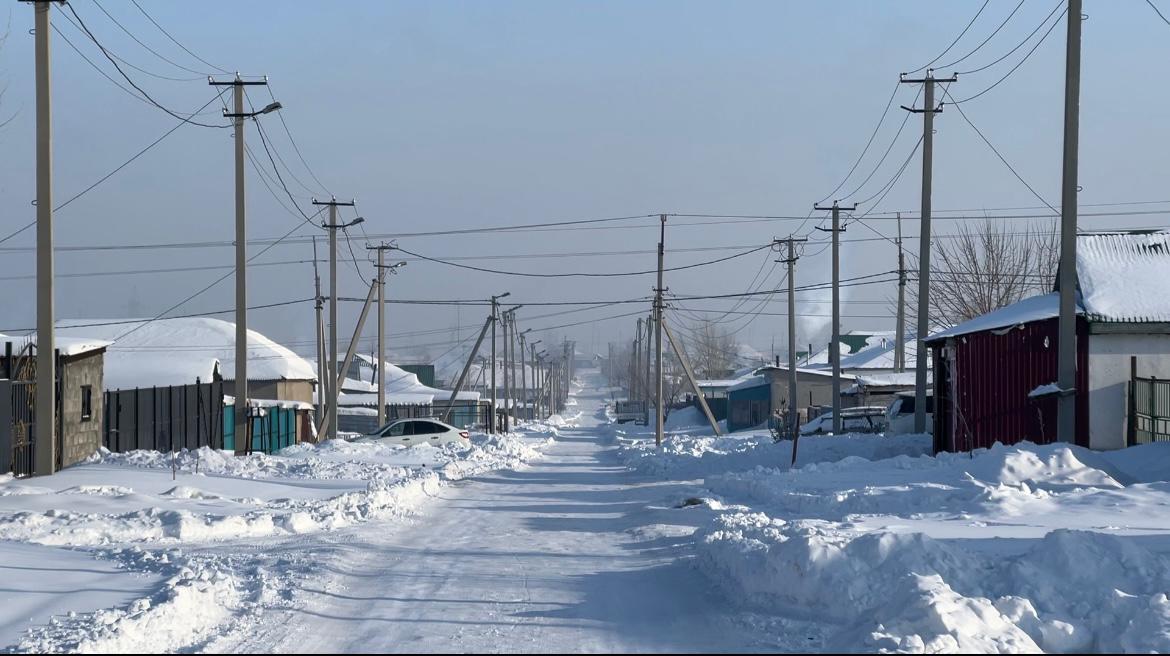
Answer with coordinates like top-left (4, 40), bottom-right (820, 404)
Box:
top-left (312, 237), bottom-right (325, 430)
top-left (654, 214), bottom-right (667, 447)
top-left (776, 236), bottom-right (808, 440)
top-left (633, 318), bottom-right (642, 402)
top-left (660, 320), bottom-right (721, 436)
top-left (440, 314), bottom-right (493, 425)
top-left (313, 198), bottom-right (359, 440)
top-left (644, 312), bottom-right (652, 425)
top-left (901, 69), bottom-right (957, 433)
top-left (895, 213), bottom-right (906, 373)
top-left (519, 328), bottom-right (531, 421)
top-left (489, 293), bottom-right (509, 433)
top-left (212, 74), bottom-right (277, 454)
top-left (29, 0), bottom-right (54, 475)
top-left (368, 243), bottom-right (405, 427)
top-left (529, 340), bottom-right (541, 419)
top-left (815, 201), bottom-right (855, 434)
top-left (1057, 0), bottom-right (1083, 443)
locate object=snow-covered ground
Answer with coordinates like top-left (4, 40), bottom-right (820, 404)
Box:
top-left (0, 425), bottom-right (557, 652)
top-left (616, 417), bottom-right (1170, 652)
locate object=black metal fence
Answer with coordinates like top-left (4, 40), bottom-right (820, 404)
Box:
top-left (1130, 372), bottom-right (1170, 445)
top-left (103, 380), bottom-right (225, 453)
top-left (10, 381), bottom-right (34, 477)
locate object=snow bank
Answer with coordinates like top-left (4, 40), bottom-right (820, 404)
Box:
top-left (619, 430), bottom-right (932, 479)
top-left (690, 440), bottom-right (1170, 653)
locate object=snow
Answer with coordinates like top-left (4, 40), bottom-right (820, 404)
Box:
top-left (0, 423), bottom-right (557, 651)
top-left (927, 292), bottom-right (1078, 341)
top-left (56, 317), bottom-right (316, 390)
top-left (0, 333), bottom-right (111, 358)
top-left (622, 423), bottom-right (1170, 652)
top-left (8, 368), bottom-right (1170, 652)
top-left (1078, 231), bottom-right (1170, 323)
top-left (1028, 382), bottom-right (1063, 398)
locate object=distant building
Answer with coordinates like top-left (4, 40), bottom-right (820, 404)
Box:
top-left (725, 365), bottom-right (858, 432)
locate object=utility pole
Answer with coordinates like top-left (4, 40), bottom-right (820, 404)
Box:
top-left (776, 236), bottom-right (807, 441)
top-left (313, 198), bottom-right (359, 441)
top-left (901, 69), bottom-right (957, 433)
top-left (644, 312), bottom-right (652, 425)
top-left (489, 293), bottom-right (509, 433)
top-left (27, 0), bottom-right (55, 475)
top-left (212, 74), bottom-right (277, 454)
top-left (1057, 0), bottom-right (1083, 443)
top-left (440, 314), bottom-right (493, 425)
top-left (815, 201), bottom-right (854, 434)
top-left (654, 214), bottom-right (667, 447)
top-left (368, 243), bottom-right (404, 427)
top-left (895, 212), bottom-right (906, 373)
top-left (312, 237), bottom-right (325, 431)
top-left (529, 340), bottom-right (541, 419)
top-left (519, 328), bottom-right (530, 421)
top-left (633, 318), bottom-right (642, 401)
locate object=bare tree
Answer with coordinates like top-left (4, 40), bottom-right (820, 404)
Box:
top-left (681, 319), bottom-right (736, 380)
top-left (901, 220), bottom-right (1058, 330)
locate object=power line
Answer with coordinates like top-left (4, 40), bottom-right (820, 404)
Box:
top-left (89, 0), bottom-right (210, 77)
top-left (60, 3), bottom-right (229, 129)
top-left (0, 298), bottom-right (310, 335)
top-left (266, 83), bottom-right (331, 195)
top-left (0, 88), bottom-right (229, 247)
top-left (127, 0), bottom-right (230, 74)
top-left (956, 0), bottom-right (1065, 76)
top-left (392, 243), bottom-right (773, 278)
top-left (0, 258), bottom-right (318, 282)
top-left (936, 0), bottom-right (1028, 70)
top-left (817, 81), bottom-right (902, 203)
top-left (907, 0), bottom-right (991, 74)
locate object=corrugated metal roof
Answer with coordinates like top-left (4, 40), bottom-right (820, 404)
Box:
top-left (1077, 231), bottom-right (1170, 323)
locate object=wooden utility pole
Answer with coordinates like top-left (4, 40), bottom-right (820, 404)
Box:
top-left (775, 236), bottom-right (807, 444)
top-left (895, 213), bottom-right (906, 373)
top-left (654, 214), bottom-right (666, 447)
top-left (1057, 0), bottom-right (1082, 443)
top-left (440, 314), bottom-right (493, 425)
top-left (901, 69), bottom-right (956, 433)
top-left (815, 201), bottom-right (854, 434)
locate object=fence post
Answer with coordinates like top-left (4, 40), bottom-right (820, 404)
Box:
top-left (1129, 356), bottom-right (1137, 446)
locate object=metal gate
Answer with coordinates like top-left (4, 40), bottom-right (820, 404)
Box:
top-left (1130, 374), bottom-right (1170, 445)
top-left (11, 381), bottom-right (35, 478)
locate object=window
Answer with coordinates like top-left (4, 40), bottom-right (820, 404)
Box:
top-left (81, 385), bottom-right (93, 422)
top-left (382, 421), bottom-right (411, 437)
top-left (412, 421), bottom-right (445, 435)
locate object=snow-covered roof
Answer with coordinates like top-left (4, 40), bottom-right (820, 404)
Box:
top-left (336, 391), bottom-right (435, 406)
top-left (695, 378), bottom-right (749, 389)
top-left (1077, 231), bottom-right (1170, 323)
top-left (925, 293), bottom-right (1082, 342)
top-left (342, 354), bottom-right (480, 402)
top-left (754, 364), bottom-right (858, 381)
top-left (727, 375), bottom-right (767, 393)
top-left (57, 317), bottom-right (316, 390)
top-left (0, 333), bottom-right (111, 358)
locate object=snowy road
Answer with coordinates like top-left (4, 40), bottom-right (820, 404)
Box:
top-left (218, 376), bottom-right (797, 653)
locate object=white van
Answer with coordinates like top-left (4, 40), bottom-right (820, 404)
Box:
top-left (885, 392), bottom-right (933, 435)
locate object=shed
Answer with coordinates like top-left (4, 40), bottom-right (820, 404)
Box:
top-left (725, 366), bottom-right (858, 432)
top-left (925, 230), bottom-right (1170, 453)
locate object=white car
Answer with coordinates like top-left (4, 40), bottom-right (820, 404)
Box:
top-left (362, 418), bottom-right (470, 447)
top-left (885, 392), bottom-right (933, 435)
top-left (800, 406), bottom-right (887, 435)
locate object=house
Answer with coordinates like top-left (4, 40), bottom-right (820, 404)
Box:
top-left (843, 371), bottom-right (929, 408)
top-left (57, 317), bottom-right (318, 453)
top-left (726, 365), bottom-right (858, 432)
top-left (925, 230), bottom-right (1170, 453)
top-left (803, 329), bottom-right (919, 375)
top-left (0, 333), bottom-right (111, 475)
top-left (332, 354), bottom-right (486, 432)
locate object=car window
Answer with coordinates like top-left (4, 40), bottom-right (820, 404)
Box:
top-left (414, 421), bottom-right (446, 434)
top-left (383, 421), bottom-right (410, 437)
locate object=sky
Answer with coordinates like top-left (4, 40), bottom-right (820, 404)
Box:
top-left (0, 0), bottom-right (1167, 370)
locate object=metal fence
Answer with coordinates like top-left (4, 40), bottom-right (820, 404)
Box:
top-left (9, 381), bottom-right (34, 477)
top-left (1130, 372), bottom-right (1170, 445)
top-left (103, 380), bottom-right (225, 453)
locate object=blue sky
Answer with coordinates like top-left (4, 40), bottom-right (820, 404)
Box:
top-left (0, 1), bottom-right (1166, 363)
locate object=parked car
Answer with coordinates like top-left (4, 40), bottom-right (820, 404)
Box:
top-left (800, 406), bottom-right (887, 435)
top-left (359, 418), bottom-right (470, 447)
top-left (885, 392), bottom-right (934, 435)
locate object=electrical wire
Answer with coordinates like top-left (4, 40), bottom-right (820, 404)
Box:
top-left (265, 83), bottom-right (331, 195)
top-left (839, 85), bottom-right (922, 203)
top-left (60, 3), bottom-right (229, 128)
top-left (0, 88), bottom-right (229, 247)
top-left (816, 82), bottom-right (901, 204)
top-left (907, 0), bottom-right (991, 74)
top-left (948, 7), bottom-right (1066, 105)
top-left (393, 244), bottom-right (773, 278)
top-left (935, 0), bottom-right (1028, 70)
top-left (127, 0), bottom-right (230, 74)
top-left (88, 0), bottom-right (210, 78)
top-left (956, 0), bottom-right (1065, 76)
